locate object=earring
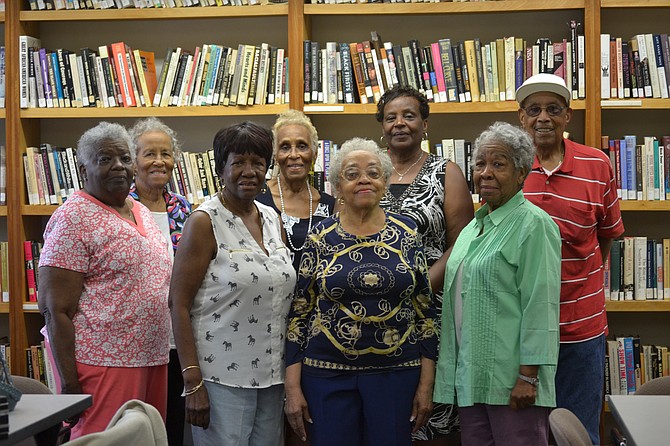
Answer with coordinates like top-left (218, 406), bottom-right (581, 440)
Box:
top-left (423, 131), bottom-right (429, 141)
top-left (380, 135), bottom-right (387, 146)
top-left (338, 197), bottom-right (345, 205)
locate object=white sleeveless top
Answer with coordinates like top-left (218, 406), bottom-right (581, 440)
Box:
top-left (190, 196), bottom-right (296, 389)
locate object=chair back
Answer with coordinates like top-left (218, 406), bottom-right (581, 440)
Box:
top-left (67, 400), bottom-right (168, 446)
top-left (549, 408), bottom-right (592, 446)
top-left (635, 376), bottom-right (670, 395)
top-left (10, 376), bottom-right (51, 395)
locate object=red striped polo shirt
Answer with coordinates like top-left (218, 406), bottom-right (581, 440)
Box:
top-left (524, 139), bottom-right (624, 343)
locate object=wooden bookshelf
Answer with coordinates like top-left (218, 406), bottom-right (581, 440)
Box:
top-left (304, 1), bottom-right (587, 16)
top-left (19, 5), bottom-right (289, 21)
top-left (2, 0), bottom-right (669, 384)
top-left (606, 300), bottom-right (670, 312)
top-left (620, 201), bottom-right (670, 212)
top-left (21, 104), bottom-right (289, 119)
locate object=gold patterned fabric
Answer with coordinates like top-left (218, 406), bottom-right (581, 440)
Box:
top-left (286, 211), bottom-right (438, 371)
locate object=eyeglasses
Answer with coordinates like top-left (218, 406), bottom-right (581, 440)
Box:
top-left (341, 167), bottom-right (383, 182)
top-left (522, 104), bottom-right (567, 117)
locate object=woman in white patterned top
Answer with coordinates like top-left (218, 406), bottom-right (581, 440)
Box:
top-left (170, 122), bottom-right (296, 446)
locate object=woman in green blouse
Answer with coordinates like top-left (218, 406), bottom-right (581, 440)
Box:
top-left (433, 122), bottom-right (561, 446)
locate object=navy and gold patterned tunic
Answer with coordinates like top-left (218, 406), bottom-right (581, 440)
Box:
top-left (286, 211), bottom-right (438, 372)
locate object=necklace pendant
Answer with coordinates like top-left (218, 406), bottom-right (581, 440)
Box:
top-left (398, 175), bottom-right (403, 181)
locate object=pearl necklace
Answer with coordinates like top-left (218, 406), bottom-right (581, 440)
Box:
top-left (277, 175), bottom-right (313, 252)
top-left (392, 151), bottom-right (424, 181)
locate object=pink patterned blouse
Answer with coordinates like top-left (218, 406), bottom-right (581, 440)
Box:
top-left (40, 190), bottom-right (172, 368)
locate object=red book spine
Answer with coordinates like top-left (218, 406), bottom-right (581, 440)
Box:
top-left (24, 241), bottom-right (37, 302)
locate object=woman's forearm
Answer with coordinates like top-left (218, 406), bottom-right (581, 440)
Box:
top-left (44, 309), bottom-right (80, 394)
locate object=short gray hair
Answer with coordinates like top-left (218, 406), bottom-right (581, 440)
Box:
top-left (129, 117), bottom-right (181, 157)
top-left (328, 137), bottom-right (393, 192)
top-left (77, 122), bottom-right (133, 167)
top-left (272, 109), bottom-right (319, 157)
top-left (471, 121), bottom-right (535, 174)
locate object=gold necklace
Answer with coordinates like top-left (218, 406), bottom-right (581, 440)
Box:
top-left (392, 151), bottom-right (424, 181)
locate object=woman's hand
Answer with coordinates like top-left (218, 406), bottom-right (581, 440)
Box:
top-left (185, 386), bottom-right (211, 429)
top-left (285, 388), bottom-right (312, 442)
top-left (509, 379), bottom-right (537, 410)
top-left (411, 381), bottom-right (434, 432)
top-left (411, 357), bottom-right (435, 432)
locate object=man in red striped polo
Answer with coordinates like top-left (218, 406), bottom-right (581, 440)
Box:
top-left (517, 73), bottom-right (624, 445)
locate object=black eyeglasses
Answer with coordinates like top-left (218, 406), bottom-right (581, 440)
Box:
top-left (522, 104), bottom-right (567, 117)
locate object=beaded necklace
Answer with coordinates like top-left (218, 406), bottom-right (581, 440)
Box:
top-left (277, 174), bottom-right (313, 252)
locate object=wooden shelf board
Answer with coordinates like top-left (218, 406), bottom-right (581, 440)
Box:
top-left (601, 98), bottom-right (670, 109)
top-left (0, 109), bottom-right (5, 119)
top-left (606, 300), bottom-right (670, 312)
top-left (304, 100), bottom-right (584, 115)
top-left (21, 104), bottom-right (289, 118)
top-left (619, 201), bottom-right (670, 211)
top-left (305, 1), bottom-right (586, 15)
top-left (21, 205), bottom-right (57, 216)
top-left (602, 0), bottom-right (670, 8)
top-left (0, 303), bottom-right (8, 314)
top-left (0, 206), bottom-right (6, 217)
top-left (20, 5), bottom-right (288, 21)
top-left (22, 303), bottom-right (40, 313)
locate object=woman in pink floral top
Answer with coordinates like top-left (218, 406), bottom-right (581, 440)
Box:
top-left (38, 122), bottom-right (172, 439)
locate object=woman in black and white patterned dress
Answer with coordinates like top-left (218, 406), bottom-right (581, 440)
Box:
top-left (377, 85), bottom-right (474, 445)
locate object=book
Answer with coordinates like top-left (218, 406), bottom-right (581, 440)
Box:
top-left (31, 50), bottom-right (46, 108)
top-left (339, 43), bottom-right (355, 104)
top-left (0, 145), bottom-right (5, 206)
top-left (349, 42), bottom-right (367, 104)
top-left (463, 40), bottom-right (480, 103)
top-left (438, 39), bottom-right (458, 102)
top-left (98, 45), bottom-right (117, 107)
top-left (19, 35), bottom-right (41, 108)
top-left (237, 44), bottom-right (256, 106)
top-left (24, 241), bottom-right (37, 302)
top-left (652, 35), bottom-right (669, 99)
top-left (634, 236), bottom-right (648, 300)
top-left (153, 47), bottom-right (174, 106)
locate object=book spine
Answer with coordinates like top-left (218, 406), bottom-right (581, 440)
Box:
top-left (24, 241), bottom-right (37, 302)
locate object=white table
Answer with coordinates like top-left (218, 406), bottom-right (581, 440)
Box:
top-left (0, 394), bottom-right (92, 446)
top-left (607, 395), bottom-right (670, 446)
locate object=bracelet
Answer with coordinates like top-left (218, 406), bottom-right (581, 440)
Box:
top-left (181, 365), bottom-right (200, 374)
top-left (184, 379), bottom-right (205, 396)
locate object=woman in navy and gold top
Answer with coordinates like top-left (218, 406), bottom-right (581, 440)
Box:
top-left (284, 137), bottom-right (438, 446)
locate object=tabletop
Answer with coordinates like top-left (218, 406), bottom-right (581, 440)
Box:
top-left (0, 394), bottom-right (92, 446)
top-left (607, 394), bottom-right (670, 446)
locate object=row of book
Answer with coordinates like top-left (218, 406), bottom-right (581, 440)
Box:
top-left (604, 237), bottom-right (670, 302)
top-left (23, 145), bottom-right (83, 206)
top-left (434, 138), bottom-right (475, 197)
top-left (602, 135), bottom-right (670, 201)
top-left (605, 337), bottom-right (669, 396)
top-left (303, 24), bottom-right (585, 105)
top-left (601, 33), bottom-right (670, 100)
top-left (310, 0), bottom-right (501, 3)
top-left (24, 342), bottom-right (57, 393)
top-left (153, 43), bottom-right (288, 108)
top-left (27, 0), bottom-right (275, 10)
top-left (19, 35), bottom-right (289, 109)
top-left (0, 243), bottom-right (9, 303)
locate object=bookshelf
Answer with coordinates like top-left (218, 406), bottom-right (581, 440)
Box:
top-left (2, 1), bottom-right (669, 381)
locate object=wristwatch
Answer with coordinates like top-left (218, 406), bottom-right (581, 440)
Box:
top-left (518, 374), bottom-right (539, 386)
